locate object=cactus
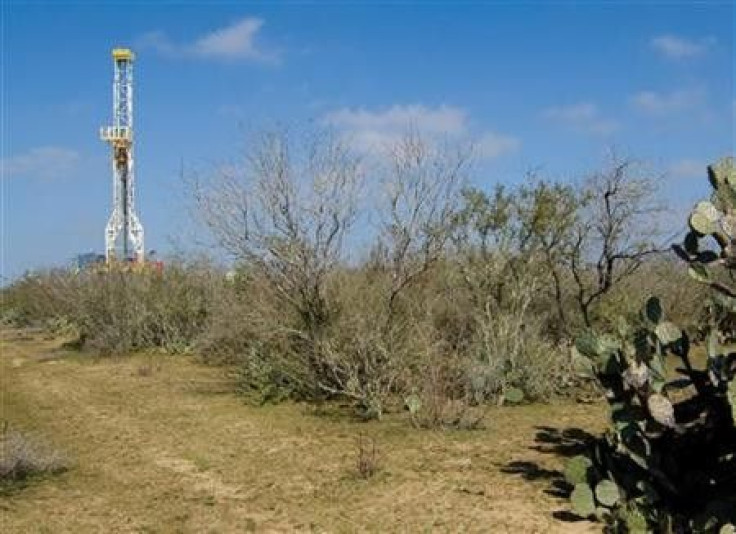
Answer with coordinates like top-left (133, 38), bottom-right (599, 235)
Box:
top-left (567, 158), bottom-right (736, 531)
top-left (564, 454), bottom-right (592, 485)
top-left (594, 480), bottom-right (620, 508)
top-left (571, 483), bottom-right (597, 517)
top-left (503, 387), bottom-right (525, 405)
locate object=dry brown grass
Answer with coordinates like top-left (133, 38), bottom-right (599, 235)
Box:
top-left (1, 327), bottom-right (605, 533)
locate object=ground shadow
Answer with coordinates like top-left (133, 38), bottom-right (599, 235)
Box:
top-left (500, 425), bottom-right (597, 523)
top-left (530, 425), bottom-right (595, 457)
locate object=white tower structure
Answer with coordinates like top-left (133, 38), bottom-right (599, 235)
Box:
top-left (100, 48), bottom-right (144, 263)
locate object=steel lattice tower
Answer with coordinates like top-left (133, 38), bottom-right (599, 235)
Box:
top-left (100, 48), bottom-right (144, 263)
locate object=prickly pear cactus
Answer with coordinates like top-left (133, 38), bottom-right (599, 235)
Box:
top-left (568, 158), bottom-right (736, 531)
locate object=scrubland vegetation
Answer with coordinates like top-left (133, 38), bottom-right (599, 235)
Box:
top-left (2, 131), bottom-right (734, 531)
top-left (2, 131), bottom-right (705, 417)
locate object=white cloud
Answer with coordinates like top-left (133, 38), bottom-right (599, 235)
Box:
top-left (325, 105), bottom-right (466, 136)
top-left (668, 159), bottom-right (706, 180)
top-left (630, 88), bottom-right (703, 115)
top-left (542, 102), bottom-right (619, 135)
top-left (138, 17), bottom-right (278, 63)
top-left (650, 35), bottom-right (715, 59)
top-left (475, 132), bottom-right (521, 159)
top-left (1, 146), bottom-right (81, 180)
top-left (322, 104), bottom-right (519, 160)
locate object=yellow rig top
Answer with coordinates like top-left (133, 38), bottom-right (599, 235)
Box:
top-left (112, 48), bottom-right (135, 61)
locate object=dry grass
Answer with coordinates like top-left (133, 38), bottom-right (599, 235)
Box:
top-left (1, 327), bottom-right (605, 533)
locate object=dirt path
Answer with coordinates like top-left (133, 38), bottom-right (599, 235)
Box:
top-left (1, 328), bottom-right (604, 533)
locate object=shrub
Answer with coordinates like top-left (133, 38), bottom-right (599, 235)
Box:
top-left (1, 262), bottom-right (218, 355)
top-left (0, 269), bottom-right (73, 326)
top-left (405, 349), bottom-right (487, 430)
top-left (0, 424), bottom-right (67, 487)
top-left (67, 263), bottom-right (217, 354)
top-left (464, 278), bottom-right (574, 405)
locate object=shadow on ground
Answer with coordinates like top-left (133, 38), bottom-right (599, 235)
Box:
top-left (500, 426), bottom-right (597, 524)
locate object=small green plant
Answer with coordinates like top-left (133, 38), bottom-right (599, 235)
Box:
top-left (567, 158), bottom-right (736, 531)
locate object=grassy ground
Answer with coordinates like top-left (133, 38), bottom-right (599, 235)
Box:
top-left (1, 327), bottom-right (606, 533)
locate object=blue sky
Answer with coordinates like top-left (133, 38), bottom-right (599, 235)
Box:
top-left (2, 1), bottom-right (734, 278)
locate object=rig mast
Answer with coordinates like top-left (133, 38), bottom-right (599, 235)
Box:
top-left (100, 48), bottom-right (144, 263)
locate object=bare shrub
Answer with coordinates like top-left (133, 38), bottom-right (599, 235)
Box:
top-left (0, 424), bottom-right (67, 485)
top-left (355, 434), bottom-right (380, 479)
top-left (313, 132), bottom-right (471, 418)
top-left (195, 269), bottom-right (271, 364)
top-left (0, 308), bottom-right (26, 327)
top-left (71, 264), bottom-right (216, 354)
top-left (189, 129), bottom-right (590, 414)
top-left (0, 269), bottom-right (75, 327)
top-left (191, 130), bottom-right (472, 415)
top-left (190, 129), bottom-right (360, 335)
top-left (566, 156), bottom-right (667, 327)
top-left (313, 270), bottom-right (411, 418)
top-left (467, 310), bottom-right (573, 404)
top-left (7, 262), bottom-right (218, 355)
top-left (190, 129), bottom-right (362, 400)
top-left (199, 268), bottom-right (338, 404)
top-left (461, 262), bottom-right (573, 404)
top-left (375, 131), bottom-right (469, 324)
top-left (406, 348), bottom-right (486, 430)
top-left (135, 353), bottom-right (162, 377)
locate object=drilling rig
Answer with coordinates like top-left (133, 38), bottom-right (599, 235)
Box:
top-left (100, 48), bottom-right (144, 264)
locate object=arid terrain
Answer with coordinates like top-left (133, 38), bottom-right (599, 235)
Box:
top-left (1, 327), bottom-right (606, 533)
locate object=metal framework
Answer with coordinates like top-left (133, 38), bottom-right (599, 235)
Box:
top-left (100, 48), bottom-right (144, 263)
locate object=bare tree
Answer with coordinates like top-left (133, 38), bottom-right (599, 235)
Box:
top-left (189, 129), bottom-right (362, 338)
top-left (309, 132), bottom-right (472, 416)
top-left (376, 132), bottom-right (470, 324)
top-left (568, 156), bottom-right (667, 327)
